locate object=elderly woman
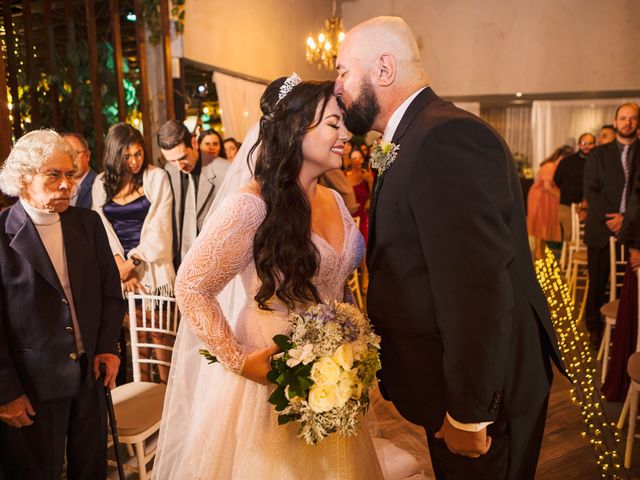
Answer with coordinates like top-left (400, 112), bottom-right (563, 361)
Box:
top-left (0, 130), bottom-right (123, 478)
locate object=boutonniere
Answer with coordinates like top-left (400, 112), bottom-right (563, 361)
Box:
top-left (370, 141), bottom-right (400, 175)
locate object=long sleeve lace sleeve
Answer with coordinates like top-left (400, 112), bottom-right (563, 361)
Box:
top-left (174, 193), bottom-right (266, 374)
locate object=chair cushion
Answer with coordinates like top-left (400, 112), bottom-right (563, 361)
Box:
top-left (628, 353), bottom-right (640, 383)
top-left (111, 382), bottom-right (167, 437)
top-left (600, 299), bottom-right (619, 320)
top-left (573, 249), bottom-right (588, 262)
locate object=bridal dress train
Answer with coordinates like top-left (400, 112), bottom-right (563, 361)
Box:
top-left (153, 189), bottom-right (388, 479)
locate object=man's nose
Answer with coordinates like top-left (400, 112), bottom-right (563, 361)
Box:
top-left (333, 80), bottom-right (343, 97)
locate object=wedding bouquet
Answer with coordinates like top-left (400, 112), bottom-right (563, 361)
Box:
top-left (199, 301), bottom-right (381, 445)
top-left (267, 301), bottom-right (381, 445)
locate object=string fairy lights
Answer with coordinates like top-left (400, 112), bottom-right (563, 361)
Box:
top-left (535, 249), bottom-right (626, 479)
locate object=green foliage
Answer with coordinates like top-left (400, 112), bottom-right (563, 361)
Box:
top-left (143, 0), bottom-right (186, 45)
top-left (198, 349), bottom-right (219, 364)
top-left (266, 334), bottom-right (314, 425)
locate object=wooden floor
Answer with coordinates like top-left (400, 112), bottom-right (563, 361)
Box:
top-left (537, 367), bottom-right (601, 480)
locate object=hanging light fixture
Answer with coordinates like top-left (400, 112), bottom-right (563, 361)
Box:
top-left (305, 0), bottom-right (345, 70)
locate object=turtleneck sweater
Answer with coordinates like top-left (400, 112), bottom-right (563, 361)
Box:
top-left (20, 200), bottom-right (85, 354)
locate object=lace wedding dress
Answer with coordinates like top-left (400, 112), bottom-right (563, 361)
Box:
top-left (153, 189), bottom-right (385, 479)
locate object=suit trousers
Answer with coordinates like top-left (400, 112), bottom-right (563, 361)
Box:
top-left (425, 396), bottom-right (549, 480)
top-left (0, 356), bottom-right (107, 480)
top-left (586, 245), bottom-right (611, 336)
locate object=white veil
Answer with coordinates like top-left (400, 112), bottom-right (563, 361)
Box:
top-left (153, 123), bottom-right (261, 475)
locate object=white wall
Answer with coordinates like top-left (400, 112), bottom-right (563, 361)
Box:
top-left (341, 0), bottom-right (640, 96)
top-left (183, 0), bottom-right (336, 82)
top-left (182, 0), bottom-right (640, 96)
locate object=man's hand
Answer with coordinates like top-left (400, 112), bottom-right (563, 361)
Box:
top-left (435, 415), bottom-right (492, 458)
top-left (630, 249), bottom-right (640, 270)
top-left (605, 213), bottom-right (624, 234)
top-left (0, 394), bottom-right (35, 428)
top-left (94, 353), bottom-right (121, 389)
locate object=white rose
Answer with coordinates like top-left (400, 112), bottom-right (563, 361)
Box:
top-left (331, 344), bottom-right (354, 370)
top-left (336, 371), bottom-right (354, 407)
top-left (311, 357), bottom-right (341, 385)
top-left (286, 343), bottom-right (315, 367)
top-left (308, 383), bottom-right (339, 413)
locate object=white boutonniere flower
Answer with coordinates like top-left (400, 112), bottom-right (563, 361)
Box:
top-left (370, 141), bottom-right (400, 174)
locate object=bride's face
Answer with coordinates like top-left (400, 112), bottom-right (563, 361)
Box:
top-left (301, 96), bottom-right (351, 175)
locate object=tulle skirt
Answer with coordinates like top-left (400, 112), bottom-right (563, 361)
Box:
top-left (154, 359), bottom-right (384, 479)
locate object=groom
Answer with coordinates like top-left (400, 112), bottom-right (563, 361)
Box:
top-left (335, 17), bottom-right (564, 479)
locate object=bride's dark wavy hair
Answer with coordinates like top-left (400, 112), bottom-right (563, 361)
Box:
top-left (250, 77), bottom-right (335, 311)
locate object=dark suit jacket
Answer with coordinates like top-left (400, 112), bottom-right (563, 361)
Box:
top-left (0, 202), bottom-right (124, 405)
top-left (583, 142), bottom-right (627, 249)
top-left (618, 144), bottom-right (640, 248)
top-left (367, 88), bottom-right (563, 430)
top-left (165, 156), bottom-right (230, 267)
top-left (75, 169), bottom-right (97, 210)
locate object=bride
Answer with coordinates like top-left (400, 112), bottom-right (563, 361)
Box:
top-left (153, 76), bottom-right (425, 479)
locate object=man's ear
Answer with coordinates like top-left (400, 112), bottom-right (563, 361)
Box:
top-left (373, 53), bottom-right (396, 87)
top-left (191, 135), bottom-right (199, 152)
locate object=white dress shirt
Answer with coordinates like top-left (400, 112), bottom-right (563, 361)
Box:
top-left (21, 200), bottom-right (85, 353)
top-left (381, 87), bottom-right (492, 433)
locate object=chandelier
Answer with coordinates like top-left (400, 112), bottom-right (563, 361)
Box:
top-left (305, 0), bottom-right (345, 70)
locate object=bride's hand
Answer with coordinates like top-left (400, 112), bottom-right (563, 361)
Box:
top-left (241, 344), bottom-right (280, 385)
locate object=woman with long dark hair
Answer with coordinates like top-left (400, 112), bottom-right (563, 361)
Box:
top-left (154, 77), bottom-right (385, 478)
top-left (92, 123), bottom-right (175, 382)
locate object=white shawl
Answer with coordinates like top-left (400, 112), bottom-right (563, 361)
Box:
top-left (92, 165), bottom-right (175, 296)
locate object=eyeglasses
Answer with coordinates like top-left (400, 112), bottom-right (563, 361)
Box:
top-left (125, 149), bottom-right (144, 161)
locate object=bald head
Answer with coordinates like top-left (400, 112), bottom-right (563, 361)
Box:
top-left (335, 16), bottom-right (428, 133)
top-left (339, 16), bottom-right (423, 81)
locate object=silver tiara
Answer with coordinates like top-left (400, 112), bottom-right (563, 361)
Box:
top-left (275, 73), bottom-right (302, 106)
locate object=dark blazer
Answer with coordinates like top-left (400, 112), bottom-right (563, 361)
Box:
top-left (583, 142), bottom-right (627, 249)
top-left (367, 88), bottom-right (563, 430)
top-left (0, 202), bottom-right (124, 405)
top-left (619, 145), bottom-right (640, 248)
top-left (165, 156), bottom-right (230, 267)
top-left (75, 169), bottom-right (97, 210)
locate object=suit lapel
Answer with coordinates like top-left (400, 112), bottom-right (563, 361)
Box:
top-left (7, 202), bottom-right (64, 295)
top-left (368, 87), bottom-right (440, 254)
top-left (60, 210), bottom-right (86, 305)
top-left (196, 162), bottom-right (217, 216)
top-left (166, 163), bottom-right (182, 233)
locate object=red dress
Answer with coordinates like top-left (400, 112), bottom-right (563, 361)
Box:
top-left (352, 179), bottom-right (370, 246)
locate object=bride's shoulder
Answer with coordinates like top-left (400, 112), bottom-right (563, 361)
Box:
top-left (217, 182), bottom-right (266, 219)
top-left (238, 180), bottom-right (262, 198)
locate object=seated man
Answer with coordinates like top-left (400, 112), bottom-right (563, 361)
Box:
top-left (0, 130), bottom-right (124, 479)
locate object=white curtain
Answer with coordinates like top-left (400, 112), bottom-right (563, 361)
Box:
top-left (531, 98), bottom-right (640, 171)
top-left (482, 106), bottom-right (532, 162)
top-left (213, 72), bottom-right (267, 142)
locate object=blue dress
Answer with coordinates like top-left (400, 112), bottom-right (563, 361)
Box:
top-left (103, 196), bottom-right (151, 256)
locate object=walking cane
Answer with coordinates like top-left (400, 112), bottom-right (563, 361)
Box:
top-left (100, 364), bottom-right (126, 480)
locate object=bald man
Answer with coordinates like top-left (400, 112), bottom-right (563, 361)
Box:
top-left (335, 17), bottom-right (564, 479)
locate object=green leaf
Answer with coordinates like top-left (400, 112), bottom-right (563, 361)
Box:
top-left (266, 370), bottom-right (280, 383)
top-left (272, 334), bottom-right (293, 352)
top-left (268, 387), bottom-right (287, 407)
top-left (198, 349), bottom-right (218, 364)
top-left (278, 414), bottom-right (297, 425)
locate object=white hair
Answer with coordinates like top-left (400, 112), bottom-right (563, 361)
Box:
top-left (0, 129), bottom-right (77, 197)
